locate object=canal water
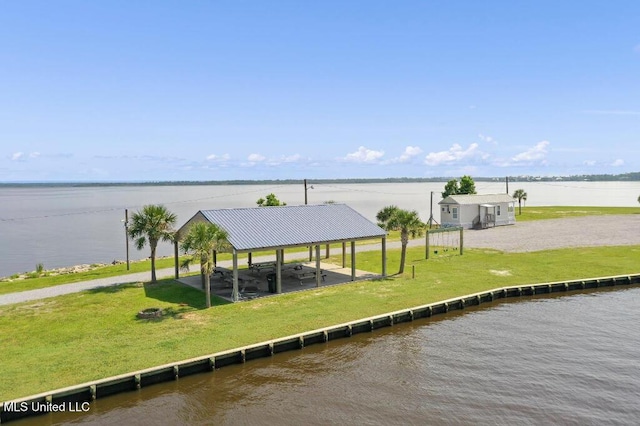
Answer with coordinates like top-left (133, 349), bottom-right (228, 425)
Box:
top-left (17, 287), bottom-right (640, 425)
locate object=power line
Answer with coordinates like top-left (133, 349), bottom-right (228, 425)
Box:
top-left (0, 207), bottom-right (123, 222)
top-left (0, 185), bottom-right (290, 222)
top-left (318, 183), bottom-right (425, 196)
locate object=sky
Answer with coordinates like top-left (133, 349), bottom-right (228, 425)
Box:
top-left (1, 1), bottom-right (639, 182)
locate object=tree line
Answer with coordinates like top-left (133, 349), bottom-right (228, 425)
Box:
top-left (4, 171), bottom-right (640, 188)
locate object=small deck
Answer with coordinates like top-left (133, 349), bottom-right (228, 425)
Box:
top-left (178, 261), bottom-right (379, 302)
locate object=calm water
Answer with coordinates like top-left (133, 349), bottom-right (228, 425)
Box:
top-left (1, 181), bottom-right (639, 277)
top-left (17, 287), bottom-right (640, 425)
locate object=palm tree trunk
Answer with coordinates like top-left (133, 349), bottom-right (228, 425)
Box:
top-left (205, 273), bottom-right (211, 308)
top-left (399, 244), bottom-right (407, 274)
top-left (399, 231), bottom-right (409, 274)
top-left (200, 260), bottom-right (206, 289)
top-left (150, 244), bottom-right (157, 283)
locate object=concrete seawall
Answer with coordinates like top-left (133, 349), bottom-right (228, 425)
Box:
top-left (2, 273), bottom-right (639, 423)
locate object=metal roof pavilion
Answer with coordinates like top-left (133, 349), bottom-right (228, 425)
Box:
top-left (178, 203), bottom-right (386, 253)
top-left (174, 204), bottom-right (388, 302)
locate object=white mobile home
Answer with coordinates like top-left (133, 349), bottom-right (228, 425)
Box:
top-left (439, 194), bottom-right (516, 229)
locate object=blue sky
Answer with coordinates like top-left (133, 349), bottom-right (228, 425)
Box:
top-left (1, 1), bottom-right (639, 182)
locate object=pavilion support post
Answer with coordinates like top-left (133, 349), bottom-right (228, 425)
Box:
top-left (174, 240), bottom-right (180, 279)
top-left (460, 227), bottom-right (464, 255)
top-left (248, 252), bottom-right (252, 267)
top-left (382, 236), bottom-right (387, 277)
top-left (309, 246), bottom-right (312, 262)
top-left (232, 250), bottom-right (239, 302)
top-left (325, 244), bottom-right (329, 259)
top-left (350, 241), bottom-right (356, 281)
top-left (211, 249), bottom-right (216, 289)
top-left (276, 249), bottom-right (282, 294)
top-left (315, 245), bottom-right (321, 287)
top-left (342, 242), bottom-right (346, 268)
top-left (213, 250), bottom-right (217, 267)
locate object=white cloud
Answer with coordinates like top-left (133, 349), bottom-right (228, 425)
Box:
top-left (424, 143), bottom-right (483, 166)
top-left (343, 146), bottom-right (385, 163)
top-left (281, 154), bottom-right (302, 163)
top-left (206, 153), bottom-right (230, 162)
top-left (242, 153), bottom-right (308, 167)
top-left (611, 159), bottom-right (624, 166)
top-left (583, 160), bottom-right (596, 166)
top-left (510, 141), bottom-right (550, 163)
top-left (247, 153), bottom-right (266, 162)
top-left (389, 146), bottom-right (422, 163)
top-left (10, 151), bottom-right (42, 161)
top-left (264, 154), bottom-right (304, 166)
top-left (404, 146), bottom-right (422, 157)
top-left (478, 134), bottom-right (497, 145)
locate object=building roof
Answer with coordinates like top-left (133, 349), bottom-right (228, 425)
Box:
top-left (177, 204), bottom-right (387, 252)
top-left (439, 193), bottom-right (516, 205)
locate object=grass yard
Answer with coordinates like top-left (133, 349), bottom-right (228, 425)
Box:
top-left (515, 206), bottom-right (638, 221)
top-left (0, 257), bottom-right (179, 295)
top-left (1, 243), bottom-right (639, 401)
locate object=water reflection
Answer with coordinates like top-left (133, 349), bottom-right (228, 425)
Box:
top-left (15, 287), bottom-right (640, 425)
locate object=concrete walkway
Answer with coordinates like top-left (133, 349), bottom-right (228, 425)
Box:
top-left (0, 245), bottom-right (390, 306)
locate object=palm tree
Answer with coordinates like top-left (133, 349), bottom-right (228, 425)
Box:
top-left (513, 189), bottom-right (528, 215)
top-left (128, 204), bottom-right (177, 283)
top-left (376, 205), bottom-right (425, 274)
top-left (180, 222), bottom-right (229, 308)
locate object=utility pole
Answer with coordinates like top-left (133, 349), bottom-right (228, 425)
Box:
top-left (304, 179), bottom-right (312, 260)
top-left (427, 191), bottom-right (435, 229)
top-left (124, 209), bottom-right (130, 270)
top-left (506, 176), bottom-right (509, 194)
top-left (304, 179), bottom-right (313, 204)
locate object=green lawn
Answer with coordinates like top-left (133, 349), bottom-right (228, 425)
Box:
top-left (515, 206), bottom-right (639, 221)
top-left (1, 243), bottom-right (638, 401)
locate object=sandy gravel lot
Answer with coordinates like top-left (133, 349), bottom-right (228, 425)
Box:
top-left (461, 215), bottom-right (640, 252)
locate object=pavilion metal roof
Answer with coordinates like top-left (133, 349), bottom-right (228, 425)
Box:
top-left (179, 204), bottom-right (387, 252)
top-left (439, 193), bottom-right (516, 205)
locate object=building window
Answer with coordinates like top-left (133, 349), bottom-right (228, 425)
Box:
top-left (442, 207), bottom-right (446, 212)
top-left (497, 206), bottom-right (501, 216)
top-left (508, 205), bottom-right (514, 213)
top-left (452, 207), bottom-right (458, 219)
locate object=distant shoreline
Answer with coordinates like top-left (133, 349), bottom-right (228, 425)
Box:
top-left (1, 172), bottom-right (639, 187)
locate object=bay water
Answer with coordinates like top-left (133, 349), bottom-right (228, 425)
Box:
top-left (1, 181), bottom-right (638, 278)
